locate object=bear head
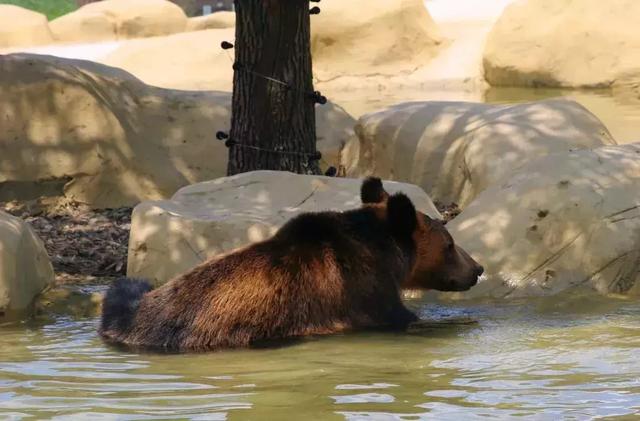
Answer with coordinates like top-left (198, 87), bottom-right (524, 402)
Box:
top-left (361, 177), bottom-right (483, 292)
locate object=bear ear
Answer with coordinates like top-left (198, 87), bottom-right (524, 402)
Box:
top-left (387, 193), bottom-right (417, 238)
top-left (361, 177), bottom-right (389, 204)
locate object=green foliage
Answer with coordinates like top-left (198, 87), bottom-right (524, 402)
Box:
top-left (0, 0), bottom-right (77, 20)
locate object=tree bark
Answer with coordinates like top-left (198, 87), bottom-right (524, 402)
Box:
top-left (227, 0), bottom-right (321, 176)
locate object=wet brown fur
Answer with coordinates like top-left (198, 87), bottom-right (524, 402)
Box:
top-left (100, 178), bottom-right (483, 352)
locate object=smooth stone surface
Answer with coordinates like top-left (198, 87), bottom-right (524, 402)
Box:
top-left (127, 171), bottom-right (441, 285)
top-left (484, 0), bottom-right (640, 90)
top-left (0, 54), bottom-right (354, 207)
top-left (186, 12), bottom-right (235, 31)
top-left (446, 143), bottom-right (640, 299)
top-left (50, 0), bottom-right (188, 43)
top-left (0, 5), bottom-right (54, 48)
top-left (343, 98), bottom-right (616, 207)
top-left (0, 211), bottom-right (54, 315)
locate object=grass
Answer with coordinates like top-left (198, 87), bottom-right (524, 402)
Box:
top-left (0, 0), bottom-right (77, 20)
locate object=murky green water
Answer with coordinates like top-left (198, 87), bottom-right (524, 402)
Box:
top-left (1, 291), bottom-right (639, 420)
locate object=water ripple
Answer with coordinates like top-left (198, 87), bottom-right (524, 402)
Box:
top-left (1, 298), bottom-right (639, 419)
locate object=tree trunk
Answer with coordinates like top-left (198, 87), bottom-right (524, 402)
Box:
top-left (227, 0), bottom-right (321, 176)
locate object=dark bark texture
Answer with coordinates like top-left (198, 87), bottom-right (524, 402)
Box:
top-left (227, 0), bottom-right (320, 176)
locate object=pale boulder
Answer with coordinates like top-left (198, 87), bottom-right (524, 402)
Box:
top-left (447, 143), bottom-right (640, 299)
top-left (50, 9), bottom-right (117, 44)
top-left (186, 12), bottom-right (235, 31)
top-left (311, 0), bottom-right (443, 80)
top-left (100, 0), bottom-right (442, 94)
top-left (0, 211), bottom-right (54, 315)
top-left (344, 99), bottom-right (616, 208)
top-left (315, 102), bottom-right (358, 170)
top-left (127, 171), bottom-right (441, 285)
top-left (166, 0), bottom-right (201, 17)
top-left (0, 54), bottom-right (229, 207)
top-left (484, 0), bottom-right (640, 89)
top-left (0, 54), bottom-right (355, 208)
top-left (49, 0), bottom-right (188, 43)
top-left (103, 28), bottom-right (234, 91)
top-left (0, 5), bottom-right (54, 48)
top-left (84, 0), bottom-right (188, 38)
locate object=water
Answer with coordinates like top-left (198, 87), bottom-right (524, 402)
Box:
top-left (1, 292), bottom-right (639, 420)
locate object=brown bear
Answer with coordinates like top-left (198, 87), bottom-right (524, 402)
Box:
top-left (100, 177), bottom-right (483, 352)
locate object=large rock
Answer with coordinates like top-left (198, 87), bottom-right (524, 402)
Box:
top-left (343, 99), bottom-right (616, 208)
top-left (311, 0), bottom-right (443, 80)
top-left (103, 28), bottom-right (234, 91)
top-left (169, 0), bottom-right (202, 17)
top-left (50, 0), bottom-right (188, 43)
top-left (0, 5), bottom-right (54, 48)
top-left (447, 143), bottom-right (640, 299)
top-left (127, 171), bottom-right (442, 285)
top-left (0, 211), bottom-right (54, 315)
top-left (186, 12), bottom-right (235, 32)
top-left (0, 54), bottom-right (355, 208)
top-left (99, 0), bottom-right (443, 95)
top-left (483, 0), bottom-right (640, 89)
top-left (50, 9), bottom-right (118, 44)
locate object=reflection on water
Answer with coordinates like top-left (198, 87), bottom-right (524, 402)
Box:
top-left (334, 86), bottom-right (640, 145)
top-left (1, 293), bottom-right (639, 419)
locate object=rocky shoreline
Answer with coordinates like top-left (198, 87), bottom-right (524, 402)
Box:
top-left (2, 197), bottom-right (460, 283)
top-left (1, 199), bottom-right (130, 317)
top-left (0, 196), bottom-right (461, 318)
top-left (2, 199), bottom-right (131, 281)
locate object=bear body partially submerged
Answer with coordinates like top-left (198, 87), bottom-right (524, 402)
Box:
top-left (100, 178), bottom-right (483, 351)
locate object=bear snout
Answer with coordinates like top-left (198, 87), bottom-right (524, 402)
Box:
top-left (452, 270), bottom-right (481, 291)
top-left (454, 278), bottom-right (477, 291)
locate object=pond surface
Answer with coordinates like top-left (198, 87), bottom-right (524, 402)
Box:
top-left (1, 292), bottom-right (639, 420)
